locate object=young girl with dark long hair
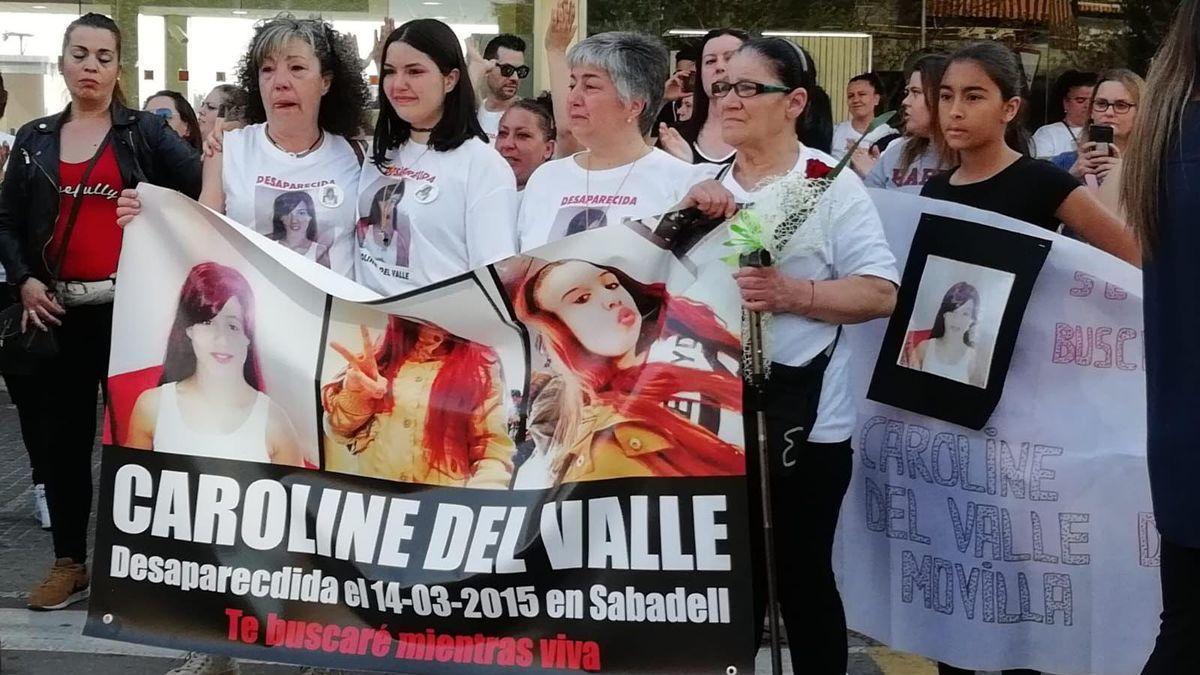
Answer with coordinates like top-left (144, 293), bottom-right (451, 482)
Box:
top-left (921, 42), bottom-right (1139, 265)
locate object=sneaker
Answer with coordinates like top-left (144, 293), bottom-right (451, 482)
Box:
top-left (26, 558), bottom-right (88, 610)
top-left (32, 484), bottom-right (51, 530)
top-left (164, 653), bottom-right (240, 675)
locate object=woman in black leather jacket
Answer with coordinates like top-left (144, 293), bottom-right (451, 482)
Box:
top-left (0, 12), bottom-right (200, 611)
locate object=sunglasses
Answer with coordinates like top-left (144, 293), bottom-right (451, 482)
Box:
top-left (151, 107), bottom-right (175, 119)
top-left (497, 64), bottom-right (531, 79)
top-left (710, 80), bottom-right (792, 99)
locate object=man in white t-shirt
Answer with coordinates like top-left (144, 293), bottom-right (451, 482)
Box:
top-left (476, 35), bottom-right (529, 142)
top-left (1032, 70), bottom-right (1097, 158)
top-left (831, 72), bottom-right (897, 161)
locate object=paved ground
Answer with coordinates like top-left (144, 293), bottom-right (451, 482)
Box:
top-left (0, 386), bottom-right (954, 675)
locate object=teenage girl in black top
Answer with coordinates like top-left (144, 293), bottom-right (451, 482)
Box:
top-left (921, 42), bottom-right (1139, 266)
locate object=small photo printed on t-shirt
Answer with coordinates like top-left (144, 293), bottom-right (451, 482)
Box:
top-left (549, 206), bottom-right (609, 241)
top-left (253, 182), bottom-right (342, 268)
top-left (357, 180), bottom-right (414, 276)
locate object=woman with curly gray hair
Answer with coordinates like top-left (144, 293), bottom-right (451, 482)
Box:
top-left (118, 15), bottom-right (369, 281)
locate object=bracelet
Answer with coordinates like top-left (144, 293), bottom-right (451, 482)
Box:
top-left (805, 279), bottom-right (816, 315)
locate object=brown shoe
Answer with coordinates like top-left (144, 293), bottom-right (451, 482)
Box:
top-left (27, 557), bottom-right (89, 611)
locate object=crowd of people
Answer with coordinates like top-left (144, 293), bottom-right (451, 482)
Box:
top-left (0, 0), bottom-right (1197, 672)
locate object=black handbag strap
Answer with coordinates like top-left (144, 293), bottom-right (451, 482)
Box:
top-left (50, 130), bottom-right (113, 282)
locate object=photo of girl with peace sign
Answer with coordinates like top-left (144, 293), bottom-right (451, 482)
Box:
top-left (320, 314), bottom-right (516, 488)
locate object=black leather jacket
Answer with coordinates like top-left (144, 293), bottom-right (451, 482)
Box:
top-left (0, 101), bottom-right (201, 284)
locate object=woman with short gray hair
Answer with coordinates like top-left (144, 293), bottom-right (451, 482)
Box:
top-left (516, 31), bottom-right (704, 250)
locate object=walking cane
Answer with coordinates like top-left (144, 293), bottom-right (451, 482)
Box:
top-left (740, 249), bottom-right (783, 675)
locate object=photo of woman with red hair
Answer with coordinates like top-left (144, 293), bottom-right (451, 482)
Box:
top-left (514, 258), bottom-right (744, 484)
top-left (321, 316), bottom-right (515, 488)
top-left (125, 262), bottom-right (305, 466)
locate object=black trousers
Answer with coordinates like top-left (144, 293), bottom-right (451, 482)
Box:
top-left (3, 372), bottom-right (51, 485)
top-left (29, 303), bottom-right (113, 563)
top-left (0, 290), bottom-right (50, 486)
top-left (1142, 537), bottom-right (1200, 674)
top-left (745, 364), bottom-right (853, 674)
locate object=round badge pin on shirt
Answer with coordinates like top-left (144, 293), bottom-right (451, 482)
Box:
top-left (413, 182), bottom-right (438, 204)
top-left (319, 184), bottom-right (344, 208)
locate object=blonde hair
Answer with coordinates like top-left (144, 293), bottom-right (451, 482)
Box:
top-left (1121, 0), bottom-right (1199, 250)
top-left (1078, 69), bottom-right (1146, 146)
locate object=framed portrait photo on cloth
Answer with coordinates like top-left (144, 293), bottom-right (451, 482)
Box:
top-left (867, 213), bottom-right (1052, 429)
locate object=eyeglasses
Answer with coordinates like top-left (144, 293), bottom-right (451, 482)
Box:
top-left (710, 80), bottom-right (793, 99)
top-left (1092, 98), bottom-right (1136, 114)
top-left (151, 107), bottom-right (175, 119)
top-left (498, 64), bottom-right (531, 79)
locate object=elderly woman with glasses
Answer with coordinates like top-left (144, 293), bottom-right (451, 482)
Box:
top-left (516, 31), bottom-right (705, 251)
top-left (674, 37), bottom-right (898, 673)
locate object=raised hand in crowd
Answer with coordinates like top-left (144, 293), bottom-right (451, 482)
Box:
top-left (466, 38), bottom-right (496, 92)
top-left (658, 123), bottom-right (695, 163)
top-left (544, 0), bottom-right (579, 156)
top-left (370, 16), bottom-right (395, 67)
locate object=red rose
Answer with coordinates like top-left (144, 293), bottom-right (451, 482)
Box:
top-left (806, 158), bottom-right (833, 179)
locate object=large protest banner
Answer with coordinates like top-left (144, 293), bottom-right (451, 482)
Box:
top-left (84, 186), bottom-right (754, 673)
top-left (839, 190), bottom-right (1158, 675)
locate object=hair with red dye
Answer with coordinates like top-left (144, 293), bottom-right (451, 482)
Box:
top-left (516, 259), bottom-right (744, 476)
top-left (160, 262), bottom-right (263, 389)
top-left (322, 316), bottom-right (497, 474)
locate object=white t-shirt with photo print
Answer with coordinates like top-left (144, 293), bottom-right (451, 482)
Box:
top-left (222, 123), bottom-right (362, 279)
top-left (355, 137), bottom-right (518, 296)
top-left (516, 148), bottom-right (703, 251)
top-left (717, 144), bottom-right (899, 443)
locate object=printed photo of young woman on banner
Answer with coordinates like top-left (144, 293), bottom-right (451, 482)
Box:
top-left (123, 262), bottom-right (305, 466)
top-left (318, 275), bottom-right (527, 488)
top-left (898, 255), bottom-right (1015, 389)
top-left (105, 195), bottom-right (329, 468)
top-left (496, 225), bottom-right (745, 488)
top-left (868, 213), bottom-right (1051, 429)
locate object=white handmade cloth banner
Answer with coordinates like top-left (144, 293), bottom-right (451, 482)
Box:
top-left (838, 190), bottom-right (1157, 675)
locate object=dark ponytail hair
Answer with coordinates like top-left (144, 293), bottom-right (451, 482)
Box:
top-left (372, 18), bottom-right (486, 162)
top-left (679, 28), bottom-right (751, 147)
top-left (62, 12), bottom-right (126, 106)
top-left (736, 38), bottom-right (833, 153)
top-left (945, 42), bottom-right (1032, 156)
top-left (508, 91), bottom-right (556, 141)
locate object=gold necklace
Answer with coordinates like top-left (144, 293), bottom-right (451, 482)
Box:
top-left (583, 147), bottom-right (650, 216)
